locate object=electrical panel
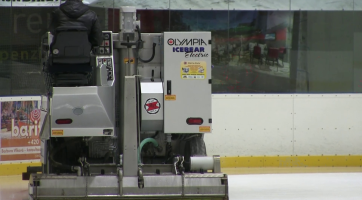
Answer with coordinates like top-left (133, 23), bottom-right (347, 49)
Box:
top-left (96, 31), bottom-right (115, 86)
top-left (163, 32), bottom-right (212, 134)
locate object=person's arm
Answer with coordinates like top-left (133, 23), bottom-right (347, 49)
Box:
top-left (90, 15), bottom-right (103, 48)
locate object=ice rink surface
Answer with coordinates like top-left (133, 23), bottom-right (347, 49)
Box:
top-left (229, 173), bottom-right (362, 200)
top-left (1, 167), bottom-right (362, 200)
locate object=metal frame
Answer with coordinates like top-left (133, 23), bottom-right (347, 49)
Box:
top-left (122, 76), bottom-right (139, 177)
top-left (28, 172), bottom-right (228, 199)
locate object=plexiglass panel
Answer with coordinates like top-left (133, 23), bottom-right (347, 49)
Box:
top-left (0, 1), bottom-right (113, 96)
top-left (290, 0), bottom-right (353, 11)
top-left (11, 0), bottom-right (60, 7)
top-left (0, 6), bottom-right (12, 96)
top-left (9, 7), bottom-right (51, 95)
top-left (354, 0), bottom-right (362, 10)
top-left (170, 0), bottom-right (228, 10)
top-left (83, 0), bottom-right (170, 9)
top-left (1, 0), bottom-right (362, 95)
top-left (229, 0), bottom-right (290, 11)
top-left (168, 10), bottom-right (229, 93)
top-left (293, 11), bottom-right (356, 93)
top-left (213, 11), bottom-right (293, 93)
top-left (97, 0), bottom-right (170, 9)
top-left (137, 10), bottom-right (170, 33)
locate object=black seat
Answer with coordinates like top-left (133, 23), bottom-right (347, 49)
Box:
top-left (46, 26), bottom-right (93, 87)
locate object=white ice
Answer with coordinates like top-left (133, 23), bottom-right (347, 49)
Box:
top-left (228, 173), bottom-right (362, 200)
top-left (1, 172), bottom-right (362, 200)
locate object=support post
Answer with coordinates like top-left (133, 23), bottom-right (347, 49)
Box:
top-left (122, 76), bottom-right (138, 176)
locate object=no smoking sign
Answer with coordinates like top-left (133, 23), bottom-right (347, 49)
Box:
top-left (144, 98), bottom-right (161, 114)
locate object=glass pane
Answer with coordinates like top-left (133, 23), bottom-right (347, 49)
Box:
top-left (12, 0), bottom-right (60, 7)
top-left (137, 10), bottom-right (170, 33)
top-left (7, 3), bottom-right (109, 96)
top-left (168, 10), bottom-right (229, 93)
top-left (293, 11), bottom-right (355, 93)
top-left (107, 8), bottom-right (170, 33)
top-left (9, 7), bottom-right (56, 95)
top-left (107, 3), bottom-right (119, 33)
top-left (353, 11), bottom-right (362, 92)
top-left (220, 11), bottom-right (293, 93)
top-left (0, 5), bottom-right (12, 96)
top-left (92, 7), bottom-right (109, 31)
top-left (290, 0), bottom-right (353, 11)
top-left (170, 0), bottom-right (228, 10)
top-left (229, 0), bottom-right (290, 11)
top-left (113, 0), bottom-right (169, 9)
top-left (355, 0), bottom-right (362, 10)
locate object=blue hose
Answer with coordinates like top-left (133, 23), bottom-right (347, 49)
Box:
top-left (138, 138), bottom-right (159, 165)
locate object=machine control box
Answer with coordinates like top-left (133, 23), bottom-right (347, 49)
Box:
top-left (97, 57), bottom-right (114, 82)
top-left (140, 79), bottom-right (164, 132)
top-left (96, 31), bottom-right (115, 86)
top-left (163, 32), bottom-right (212, 134)
top-left (99, 32), bottom-right (112, 55)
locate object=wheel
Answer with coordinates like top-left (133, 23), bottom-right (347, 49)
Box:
top-left (184, 135), bottom-right (207, 172)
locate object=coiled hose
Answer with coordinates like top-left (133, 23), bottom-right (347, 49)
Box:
top-left (137, 138), bottom-right (159, 165)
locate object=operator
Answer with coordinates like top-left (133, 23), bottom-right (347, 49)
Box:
top-left (49, 0), bottom-right (103, 48)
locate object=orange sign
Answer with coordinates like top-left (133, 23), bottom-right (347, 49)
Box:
top-left (199, 126), bottom-right (211, 132)
top-left (165, 95), bottom-right (176, 101)
top-left (52, 130), bottom-right (64, 136)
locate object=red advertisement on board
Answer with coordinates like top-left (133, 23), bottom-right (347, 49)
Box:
top-left (0, 100), bottom-right (41, 162)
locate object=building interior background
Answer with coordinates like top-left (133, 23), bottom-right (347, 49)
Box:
top-left (0, 5), bottom-right (360, 95)
top-left (1, 2), bottom-right (362, 200)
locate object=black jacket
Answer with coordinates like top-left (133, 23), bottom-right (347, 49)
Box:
top-left (49, 0), bottom-right (103, 48)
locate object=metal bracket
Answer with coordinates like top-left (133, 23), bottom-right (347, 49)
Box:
top-left (78, 158), bottom-right (84, 176)
top-left (119, 154), bottom-right (123, 166)
top-left (22, 166), bottom-right (43, 180)
top-left (118, 168), bottom-right (123, 196)
top-left (181, 173), bottom-right (185, 197)
top-left (222, 174), bottom-right (229, 200)
top-left (179, 156), bottom-right (185, 174)
top-left (213, 155), bottom-right (221, 173)
top-left (72, 166), bottom-right (82, 176)
top-left (173, 156), bottom-right (180, 175)
top-left (138, 167), bottom-right (144, 189)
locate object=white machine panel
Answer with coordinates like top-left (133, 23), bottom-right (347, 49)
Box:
top-left (163, 32), bottom-right (212, 133)
top-left (140, 80), bottom-right (164, 132)
top-left (50, 87), bottom-right (115, 137)
top-left (96, 31), bottom-right (115, 86)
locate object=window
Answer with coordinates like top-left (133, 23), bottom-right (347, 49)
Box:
top-left (0, 1), bottom-right (360, 95)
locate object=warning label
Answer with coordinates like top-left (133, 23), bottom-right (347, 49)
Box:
top-left (199, 126), bottom-right (211, 132)
top-left (181, 61), bottom-right (206, 80)
top-left (144, 98), bottom-right (161, 114)
top-left (165, 95), bottom-right (176, 101)
top-left (52, 130), bottom-right (63, 136)
top-left (124, 58), bottom-right (135, 64)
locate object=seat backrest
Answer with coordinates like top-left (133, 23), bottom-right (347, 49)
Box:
top-left (50, 26), bottom-right (91, 64)
top-left (279, 47), bottom-right (286, 54)
top-left (268, 48), bottom-right (279, 58)
top-left (253, 46), bottom-right (261, 55)
top-left (249, 42), bottom-right (257, 51)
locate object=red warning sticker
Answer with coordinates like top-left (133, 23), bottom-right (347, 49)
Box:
top-left (144, 98), bottom-right (161, 114)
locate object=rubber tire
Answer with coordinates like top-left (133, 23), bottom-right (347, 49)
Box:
top-left (184, 136), bottom-right (207, 172)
